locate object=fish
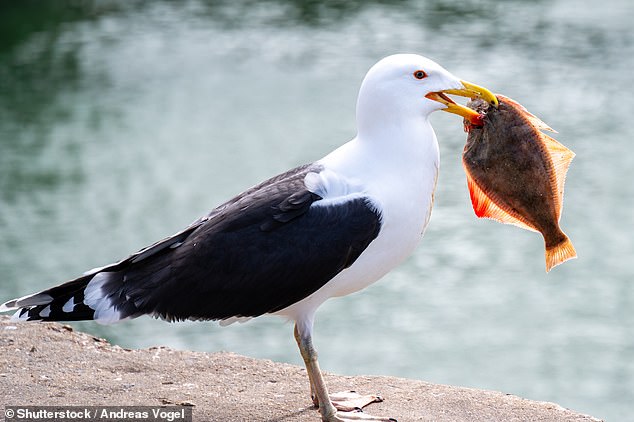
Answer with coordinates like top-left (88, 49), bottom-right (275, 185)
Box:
top-left (462, 94), bottom-right (576, 272)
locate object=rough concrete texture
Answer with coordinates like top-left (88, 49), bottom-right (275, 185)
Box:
top-left (0, 316), bottom-right (601, 421)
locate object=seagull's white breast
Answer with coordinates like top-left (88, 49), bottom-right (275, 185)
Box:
top-left (277, 125), bottom-right (440, 322)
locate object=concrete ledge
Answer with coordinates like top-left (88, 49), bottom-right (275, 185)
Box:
top-left (0, 316), bottom-right (601, 421)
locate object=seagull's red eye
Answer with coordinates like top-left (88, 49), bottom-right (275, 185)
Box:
top-left (413, 70), bottom-right (427, 80)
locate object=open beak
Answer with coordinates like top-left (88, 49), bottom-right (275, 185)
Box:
top-left (425, 80), bottom-right (498, 126)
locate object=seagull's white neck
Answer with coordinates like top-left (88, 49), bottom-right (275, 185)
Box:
top-left (355, 91), bottom-right (438, 174)
top-left (320, 113), bottom-right (439, 196)
top-left (355, 81), bottom-right (428, 141)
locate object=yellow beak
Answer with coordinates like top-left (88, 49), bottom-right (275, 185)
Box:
top-left (425, 80), bottom-right (498, 126)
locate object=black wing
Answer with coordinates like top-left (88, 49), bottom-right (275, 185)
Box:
top-left (4, 163), bottom-right (382, 323)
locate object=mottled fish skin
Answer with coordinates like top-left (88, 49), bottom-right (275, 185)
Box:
top-left (463, 95), bottom-right (576, 272)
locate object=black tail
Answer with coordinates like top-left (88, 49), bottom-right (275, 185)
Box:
top-left (1, 275), bottom-right (96, 322)
top-left (0, 270), bottom-right (142, 324)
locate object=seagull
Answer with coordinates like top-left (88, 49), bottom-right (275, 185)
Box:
top-left (0, 54), bottom-right (497, 422)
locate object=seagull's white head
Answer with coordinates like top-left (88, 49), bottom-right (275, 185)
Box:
top-left (356, 54), bottom-right (497, 138)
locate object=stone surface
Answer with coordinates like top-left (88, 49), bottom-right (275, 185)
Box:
top-left (0, 316), bottom-right (602, 421)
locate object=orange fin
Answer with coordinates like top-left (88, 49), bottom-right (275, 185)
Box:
top-left (545, 236), bottom-right (577, 272)
top-left (496, 94), bottom-right (557, 133)
top-left (465, 167), bottom-right (537, 233)
top-left (541, 133), bottom-right (575, 217)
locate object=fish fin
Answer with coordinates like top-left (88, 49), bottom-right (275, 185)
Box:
top-left (545, 236), bottom-right (577, 272)
top-left (465, 170), bottom-right (538, 233)
top-left (497, 94), bottom-right (557, 133)
top-left (541, 134), bottom-right (575, 218)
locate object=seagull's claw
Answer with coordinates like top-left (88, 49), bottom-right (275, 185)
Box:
top-left (329, 390), bottom-right (383, 412)
top-left (318, 391), bottom-right (396, 422)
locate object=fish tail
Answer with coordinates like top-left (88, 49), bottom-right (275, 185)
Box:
top-left (545, 236), bottom-right (577, 272)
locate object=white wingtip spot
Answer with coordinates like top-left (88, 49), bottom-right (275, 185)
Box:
top-left (10, 309), bottom-right (30, 322)
top-left (62, 297), bottom-right (75, 313)
top-left (39, 305), bottom-right (51, 318)
top-left (84, 272), bottom-right (123, 325)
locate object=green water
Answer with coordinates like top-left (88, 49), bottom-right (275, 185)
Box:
top-left (1, 1), bottom-right (632, 420)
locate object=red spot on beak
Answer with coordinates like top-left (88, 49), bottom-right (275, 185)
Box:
top-left (471, 113), bottom-right (485, 127)
top-left (464, 113), bottom-right (485, 132)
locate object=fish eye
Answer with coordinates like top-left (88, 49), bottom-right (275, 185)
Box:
top-left (413, 70), bottom-right (427, 80)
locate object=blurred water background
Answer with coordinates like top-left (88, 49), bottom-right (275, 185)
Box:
top-left (1, 1), bottom-right (632, 420)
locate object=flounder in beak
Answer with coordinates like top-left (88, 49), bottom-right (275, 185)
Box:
top-left (462, 94), bottom-right (576, 272)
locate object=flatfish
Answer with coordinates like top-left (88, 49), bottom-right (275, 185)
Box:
top-left (463, 95), bottom-right (576, 271)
